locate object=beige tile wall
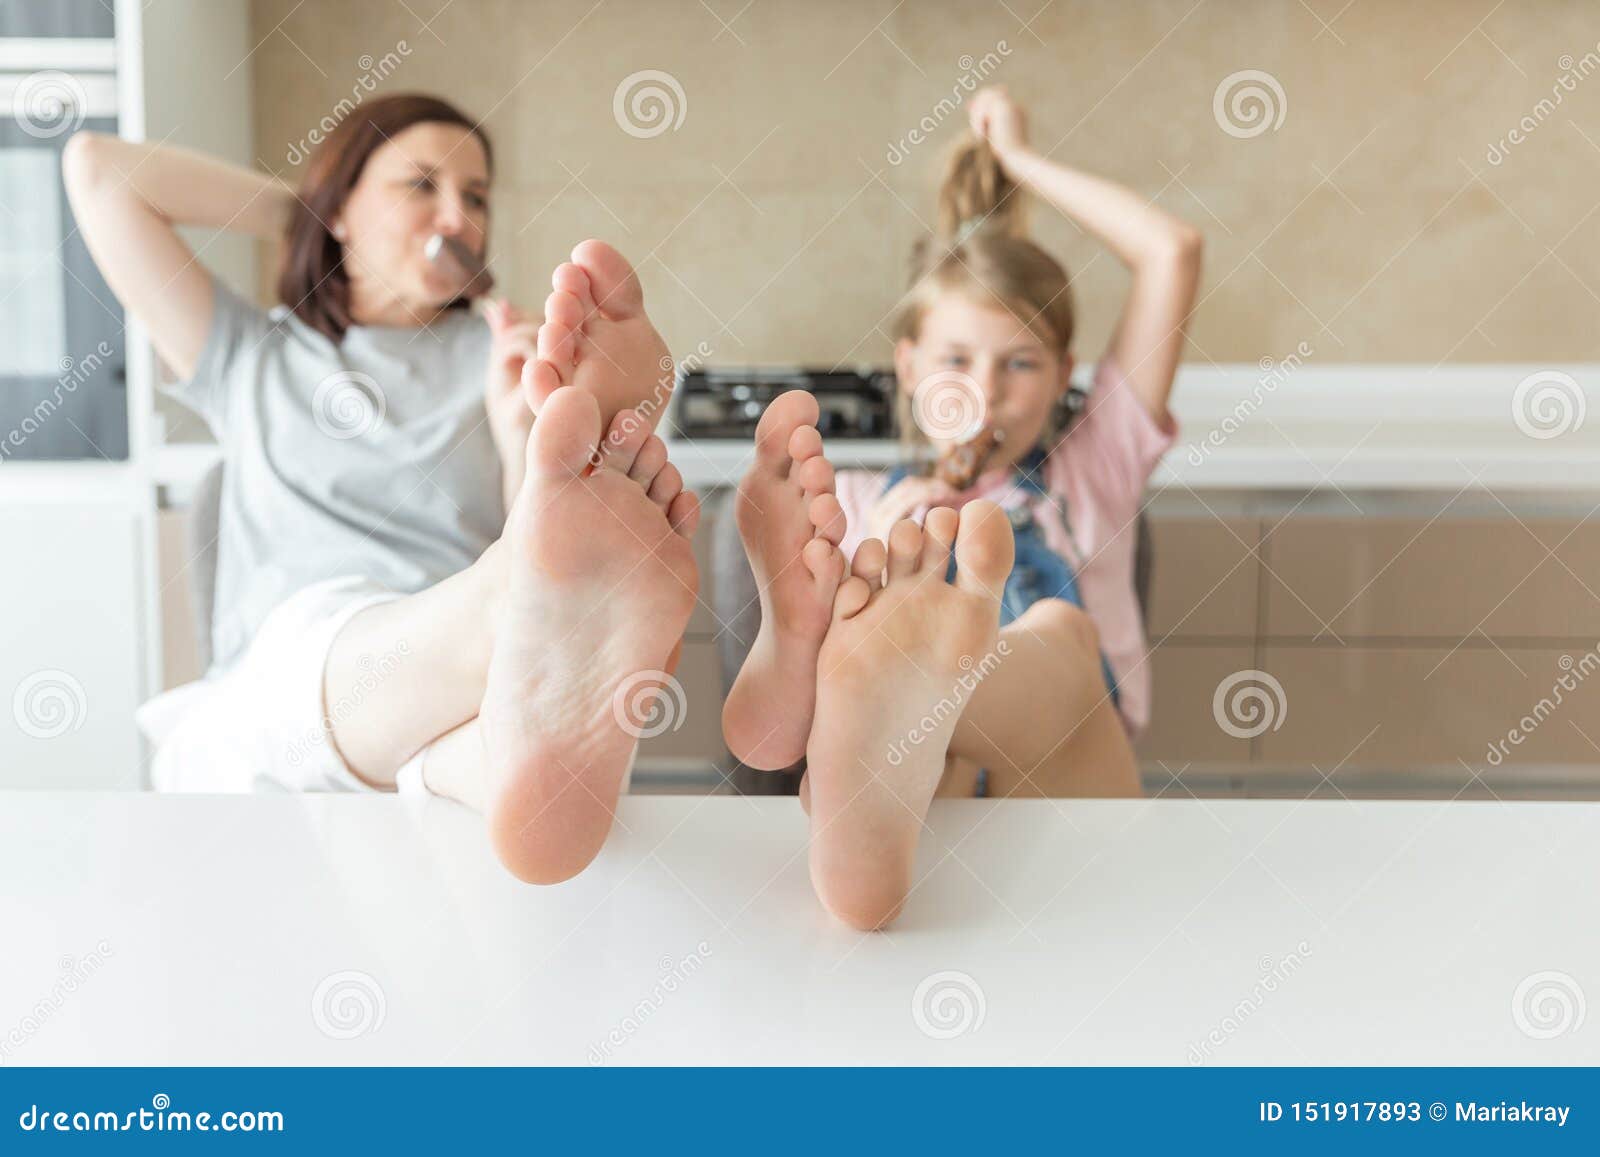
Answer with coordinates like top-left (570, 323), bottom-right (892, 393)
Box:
top-left (248, 0), bottom-right (1600, 366)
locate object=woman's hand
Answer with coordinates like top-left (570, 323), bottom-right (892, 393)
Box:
top-left (968, 86), bottom-right (1030, 161)
top-left (483, 298), bottom-right (539, 504)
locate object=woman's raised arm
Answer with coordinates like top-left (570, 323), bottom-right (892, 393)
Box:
top-left (62, 133), bottom-right (295, 379)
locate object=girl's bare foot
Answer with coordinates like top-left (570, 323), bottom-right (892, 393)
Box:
top-left (805, 502), bottom-right (1014, 930)
top-left (523, 239), bottom-right (673, 432)
top-left (481, 384), bottom-right (699, 885)
top-left (722, 390), bottom-right (847, 770)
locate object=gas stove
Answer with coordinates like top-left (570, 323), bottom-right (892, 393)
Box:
top-left (670, 366), bottom-right (896, 440)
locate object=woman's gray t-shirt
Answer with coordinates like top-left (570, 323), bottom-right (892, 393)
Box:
top-left (173, 278), bottom-right (504, 672)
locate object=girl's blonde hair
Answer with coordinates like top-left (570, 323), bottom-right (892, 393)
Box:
top-left (893, 135), bottom-right (1076, 447)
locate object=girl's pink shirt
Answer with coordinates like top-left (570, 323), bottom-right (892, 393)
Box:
top-left (835, 357), bottom-right (1177, 736)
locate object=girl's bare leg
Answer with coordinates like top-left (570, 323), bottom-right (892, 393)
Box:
top-left (947, 598), bottom-right (1142, 798)
top-left (801, 599), bottom-right (1139, 810)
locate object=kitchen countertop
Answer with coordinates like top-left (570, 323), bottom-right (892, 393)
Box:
top-left (140, 364), bottom-right (1600, 504)
top-left (2, 791), bottom-right (1594, 1065)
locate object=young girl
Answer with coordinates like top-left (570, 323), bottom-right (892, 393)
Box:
top-left (726, 83), bottom-right (1203, 876)
top-left (847, 84), bottom-right (1201, 781)
top-left (724, 87), bottom-right (1200, 923)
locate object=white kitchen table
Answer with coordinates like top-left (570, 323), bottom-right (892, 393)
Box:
top-left (2, 791), bottom-right (1594, 1066)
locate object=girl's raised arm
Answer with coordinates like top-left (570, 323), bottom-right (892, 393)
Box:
top-left (62, 134), bottom-right (294, 379)
top-left (971, 87), bottom-right (1202, 423)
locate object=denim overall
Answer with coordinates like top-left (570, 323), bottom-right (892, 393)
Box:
top-left (884, 448), bottom-right (1118, 795)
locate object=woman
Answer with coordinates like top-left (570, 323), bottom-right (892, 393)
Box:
top-left (66, 94), bottom-right (702, 885)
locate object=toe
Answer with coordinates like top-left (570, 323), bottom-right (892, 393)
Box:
top-left (571, 239), bottom-right (644, 318)
top-left (953, 500), bottom-right (1016, 600)
top-left (646, 461), bottom-right (683, 513)
top-left (525, 386), bottom-right (601, 480)
top-left (668, 489), bottom-right (700, 537)
top-left (522, 358), bottom-right (565, 411)
top-left (808, 493), bottom-right (846, 544)
top-left (600, 407), bottom-right (649, 473)
top-left (851, 539), bottom-right (887, 591)
top-left (538, 319), bottom-right (577, 367)
top-left (753, 390), bottom-right (820, 470)
top-left (543, 289), bottom-right (584, 331)
top-left (788, 423), bottom-right (824, 466)
top-left (803, 537), bottom-right (844, 588)
top-left (628, 433), bottom-right (669, 487)
top-left (795, 453), bottom-right (834, 496)
top-left (552, 261), bottom-right (596, 317)
top-left (922, 506), bottom-right (959, 575)
top-left (832, 575), bottom-right (872, 620)
top-left (886, 519), bottom-right (923, 582)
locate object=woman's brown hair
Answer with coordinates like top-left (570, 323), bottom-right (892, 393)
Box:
top-left (277, 93), bottom-right (492, 343)
top-left (892, 135), bottom-right (1077, 447)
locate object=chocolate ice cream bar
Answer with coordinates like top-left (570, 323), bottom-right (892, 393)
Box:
top-left (935, 426), bottom-right (1006, 489)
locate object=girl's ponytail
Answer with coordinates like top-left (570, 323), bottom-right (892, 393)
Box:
top-left (935, 135), bottom-right (1027, 242)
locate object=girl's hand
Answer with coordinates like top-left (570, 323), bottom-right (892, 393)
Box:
top-left (969, 86), bottom-right (1030, 159)
top-left (865, 474), bottom-right (957, 544)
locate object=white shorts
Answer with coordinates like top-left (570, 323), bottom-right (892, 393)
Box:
top-left (140, 577), bottom-right (432, 795)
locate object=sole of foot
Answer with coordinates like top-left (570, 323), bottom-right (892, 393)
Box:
top-left (480, 382), bottom-right (699, 885)
top-left (522, 239), bottom-right (674, 435)
top-left (804, 502), bottom-right (1014, 930)
top-left (721, 390), bottom-right (847, 771)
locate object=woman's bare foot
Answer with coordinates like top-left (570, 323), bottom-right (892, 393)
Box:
top-left (481, 384), bottom-right (700, 885)
top-left (523, 239), bottom-right (674, 433)
top-left (805, 502), bottom-right (1014, 930)
top-left (722, 390), bottom-right (847, 770)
